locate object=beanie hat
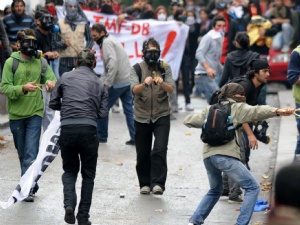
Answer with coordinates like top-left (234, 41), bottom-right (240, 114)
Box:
top-left (251, 59), bottom-right (270, 70)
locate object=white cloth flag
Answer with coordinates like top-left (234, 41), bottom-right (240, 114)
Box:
top-left (0, 112), bottom-right (61, 209)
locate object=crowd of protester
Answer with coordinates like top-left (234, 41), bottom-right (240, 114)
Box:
top-left (1, 0), bottom-right (300, 225)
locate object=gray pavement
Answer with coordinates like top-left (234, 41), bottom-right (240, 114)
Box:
top-left (0, 88), bottom-right (297, 225)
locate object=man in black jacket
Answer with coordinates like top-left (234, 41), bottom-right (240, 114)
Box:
top-left (49, 49), bottom-right (108, 225)
top-left (222, 59), bottom-right (270, 203)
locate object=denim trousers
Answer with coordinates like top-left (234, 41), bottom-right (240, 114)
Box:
top-left (97, 85), bottom-right (135, 142)
top-left (59, 63), bottom-right (73, 77)
top-left (272, 23), bottom-right (294, 50)
top-left (194, 74), bottom-right (219, 103)
top-left (50, 58), bottom-right (60, 80)
top-left (294, 103), bottom-right (300, 159)
top-left (10, 115), bottom-right (42, 176)
top-left (134, 115), bottom-right (170, 190)
top-left (60, 125), bottom-right (99, 223)
top-left (189, 155), bottom-right (260, 225)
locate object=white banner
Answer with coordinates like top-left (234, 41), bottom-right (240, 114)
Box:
top-left (0, 112), bottom-right (61, 209)
top-left (56, 7), bottom-right (189, 80)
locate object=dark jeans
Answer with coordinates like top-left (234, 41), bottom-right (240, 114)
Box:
top-left (60, 125), bottom-right (99, 223)
top-left (97, 85), bottom-right (135, 142)
top-left (177, 54), bottom-right (192, 105)
top-left (59, 63), bottom-right (73, 77)
top-left (135, 115), bottom-right (170, 190)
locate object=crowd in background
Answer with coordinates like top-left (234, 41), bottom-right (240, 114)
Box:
top-left (1, 0), bottom-right (300, 111)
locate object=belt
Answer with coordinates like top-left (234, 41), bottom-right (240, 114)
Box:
top-left (195, 73), bottom-right (207, 77)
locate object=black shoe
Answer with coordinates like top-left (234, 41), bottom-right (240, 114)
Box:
top-left (64, 206), bottom-right (75, 224)
top-left (221, 190), bottom-right (229, 196)
top-left (125, 140), bottom-right (135, 145)
top-left (78, 220), bottom-right (92, 225)
top-left (228, 196), bottom-right (243, 204)
top-left (99, 139), bottom-right (107, 143)
top-left (23, 193), bottom-right (34, 202)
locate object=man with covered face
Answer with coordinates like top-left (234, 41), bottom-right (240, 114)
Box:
top-left (91, 23), bottom-right (135, 145)
top-left (34, 9), bottom-right (60, 131)
top-left (184, 83), bottom-right (294, 225)
top-left (58, 0), bottom-right (93, 76)
top-left (129, 37), bottom-right (175, 195)
top-left (0, 28), bottom-right (56, 202)
top-left (2, 0), bottom-right (35, 52)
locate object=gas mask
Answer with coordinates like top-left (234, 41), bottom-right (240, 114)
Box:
top-left (39, 13), bottom-right (54, 31)
top-left (20, 36), bottom-right (42, 58)
top-left (143, 47), bottom-right (160, 67)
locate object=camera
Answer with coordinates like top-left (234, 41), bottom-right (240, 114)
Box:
top-left (253, 120), bottom-right (270, 144)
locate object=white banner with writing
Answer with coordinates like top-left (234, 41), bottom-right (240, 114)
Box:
top-left (56, 7), bottom-right (189, 80)
top-left (0, 112), bottom-right (61, 209)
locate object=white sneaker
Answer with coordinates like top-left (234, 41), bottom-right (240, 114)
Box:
top-left (112, 105), bottom-right (121, 113)
top-left (140, 186), bottom-right (150, 194)
top-left (185, 103), bottom-right (194, 111)
top-left (188, 223), bottom-right (195, 225)
top-left (152, 185), bottom-right (164, 195)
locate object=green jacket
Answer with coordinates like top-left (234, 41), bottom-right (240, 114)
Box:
top-left (184, 99), bottom-right (278, 160)
top-left (0, 52), bottom-right (57, 120)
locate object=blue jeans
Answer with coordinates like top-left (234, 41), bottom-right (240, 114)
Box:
top-left (189, 155), bottom-right (260, 225)
top-left (10, 116), bottom-right (42, 176)
top-left (194, 74), bottom-right (219, 103)
top-left (97, 85), bottom-right (135, 142)
top-left (59, 62), bottom-right (73, 77)
top-left (295, 103), bottom-right (300, 159)
top-left (272, 23), bottom-right (294, 50)
top-left (50, 58), bottom-right (60, 80)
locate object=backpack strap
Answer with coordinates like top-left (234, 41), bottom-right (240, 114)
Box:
top-left (40, 57), bottom-right (48, 77)
top-left (133, 63), bottom-right (142, 83)
top-left (12, 58), bottom-right (19, 75)
top-left (12, 57), bottom-right (48, 77)
top-left (157, 60), bottom-right (166, 81)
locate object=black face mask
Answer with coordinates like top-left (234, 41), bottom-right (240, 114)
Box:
top-left (143, 49), bottom-right (160, 66)
top-left (21, 37), bottom-right (41, 58)
top-left (101, 4), bottom-right (114, 15)
top-left (39, 14), bottom-right (54, 31)
top-left (94, 34), bottom-right (108, 48)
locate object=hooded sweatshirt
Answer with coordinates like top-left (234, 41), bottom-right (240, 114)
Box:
top-left (0, 52), bottom-right (56, 120)
top-left (219, 49), bottom-right (259, 87)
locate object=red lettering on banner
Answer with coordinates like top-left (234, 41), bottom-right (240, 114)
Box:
top-left (93, 15), bottom-right (104, 23)
top-left (135, 41), bottom-right (143, 58)
top-left (142, 23), bottom-right (149, 36)
top-left (161, 31), bottom-right (177, 58)
top-left (105, 19), bottom-right (117, 33)
top-left (131, 23), bottom-right (140, 34)
top-left (118, 20), bottom-right (127, 34)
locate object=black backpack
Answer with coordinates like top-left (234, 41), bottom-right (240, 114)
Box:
top-left (201, 102), bottom-right (235, 146)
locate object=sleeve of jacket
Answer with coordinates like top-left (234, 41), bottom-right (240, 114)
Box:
top-left (102, 39), bottom-right (118, 87)
top-left (84, 22), bottom-right (94, 49)
top-left (0, 58), bottom-right (24, 99)
top-left (164, 64), bottom-right (175, 87)
top-left (219, 59), bottom-right (231, 87)
top-left (184, 106), bottom-right (209, 128)
top-left (287, 50), bottom-right (300, 85)
top-left (0, 19), bottom-right (12, 58)
top-left (130, 66), bottom-right (140, 92)
top-left (233, 103), bottom-right (277, 125)
top-left (49, 79), bottom-right (62, 111)
top-left (98, 83), bottom-right (109, 119)
top-left (195, 34), bottom-right (211, 64)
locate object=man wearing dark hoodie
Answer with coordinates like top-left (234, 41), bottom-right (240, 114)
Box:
top-left (219, 32), bottom-right (259, 88)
